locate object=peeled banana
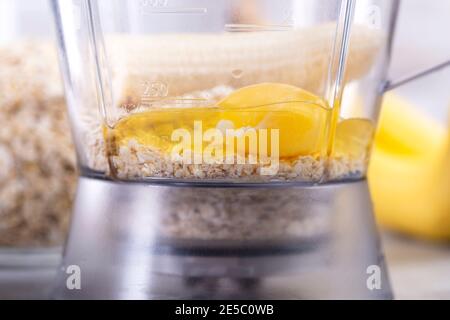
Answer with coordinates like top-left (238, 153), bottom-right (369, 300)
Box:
top-left (368, 93), bottom-right (450, 241)
top-left (106, 23), bottom-right (383, 108)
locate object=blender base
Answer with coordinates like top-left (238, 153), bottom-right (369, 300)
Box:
top-left (52, 177), bottom-right (393, 299)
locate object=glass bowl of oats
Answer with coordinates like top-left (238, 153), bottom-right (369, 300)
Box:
top-left (0, 0), bottom-right (76, 269)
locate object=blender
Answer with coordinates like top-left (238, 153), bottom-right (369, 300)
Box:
top-left (49, 0), bottom-right (447, 299)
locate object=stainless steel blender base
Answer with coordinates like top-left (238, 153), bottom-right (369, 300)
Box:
top-left (52, 177), bottom-right (393, 299)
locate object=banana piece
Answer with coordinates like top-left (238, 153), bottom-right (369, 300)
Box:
top-left (368, 93), bottom-right (450, 241)
top-left (106, 23), bottom-right (383, 110)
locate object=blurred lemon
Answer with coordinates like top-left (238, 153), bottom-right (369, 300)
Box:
top-left (369, 93), bottom-right (450, 241)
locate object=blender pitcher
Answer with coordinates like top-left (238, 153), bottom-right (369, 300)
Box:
top-left (50, 0), bottom-right (398, 299)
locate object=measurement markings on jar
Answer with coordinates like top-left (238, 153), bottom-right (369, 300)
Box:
top-left (140, 7), bottom-right (207, 14)
top-left (224, 23), bottom-right (294, 32)
top-left (140, 6), bottom-right (207, 15)
top-left (139, 0), bottom-right (207, 15)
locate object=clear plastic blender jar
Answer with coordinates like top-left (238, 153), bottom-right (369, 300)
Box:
top-left (53, 0), bottom-right (398, 184)
top-left (51, 0), bottom-right (400, 299)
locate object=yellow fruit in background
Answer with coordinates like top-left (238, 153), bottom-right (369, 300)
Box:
top-left (368, 93), bottom-right (450, 241)
top-left (218, 83), bottom-right (330, 158)
top-left (374, 94), bottom-right (445, 156)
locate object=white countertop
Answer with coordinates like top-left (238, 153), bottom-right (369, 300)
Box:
top-left (383, 233), bottom-right (450, 299)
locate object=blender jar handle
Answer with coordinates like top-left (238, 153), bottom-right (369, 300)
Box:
top-left (380, 0), bottom-right (450, 92)
top-left (382, 59), bottom-right (450, 93)
top-left (383, 59), bottom-right (450, 92)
